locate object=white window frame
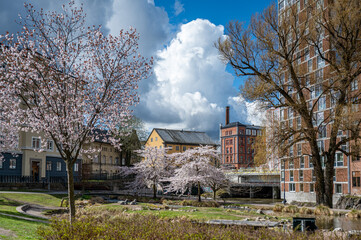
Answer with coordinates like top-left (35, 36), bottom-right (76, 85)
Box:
top-left (47, 140), bottom-right (54, 151)
top-left (289, 183), bottom-right (296, 192)
top-left (32, 137), bottom-right (41, 149)
top-left (56, 162), bottom-right (62, 171)
top-left (74, 163), bottom-right (79, 172)
top-left (9, 159), bottom-right (16, 169)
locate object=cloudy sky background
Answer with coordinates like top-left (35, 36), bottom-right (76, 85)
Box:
top-left (0, 0), bottom-right (273, 140)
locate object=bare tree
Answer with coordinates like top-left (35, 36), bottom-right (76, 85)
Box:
top-left (0, 1), bottom-right (152, 223)
top-left (216, 0), bottom-right (361, 207)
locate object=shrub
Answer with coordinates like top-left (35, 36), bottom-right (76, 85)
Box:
top-left (282, 205), bottom-right (299, 214)
top-left (346, 209), bottom-right (361, 218)
top-left (180, 200), bottom-right (220, 208)
top-left (299, 207), bottom-right (313, 215)
top-left (273, 204), bottom-right (284, 212)
top-left (314, 205), bottom-right (333, 216)
top-left (37, 210), bottom-right (330, 240)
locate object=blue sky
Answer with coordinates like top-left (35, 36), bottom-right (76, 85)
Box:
top-left (0, 0), bottom-right (274, 140)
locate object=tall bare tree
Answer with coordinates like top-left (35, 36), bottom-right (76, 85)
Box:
top-left (217, 0), bottom-right (361, 207)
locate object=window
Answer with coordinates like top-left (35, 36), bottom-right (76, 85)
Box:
top-left (32, 137), bottom-right (41, 149)
top-left (56, 162), bottom-right (62, 171)
top-left (318, 96), bottom-right (326, 110)
top-left (290, 170), bottom-right (294, 181)
top-left (47, 140), bottom-right (54, 151)
top-left (109, 148), bottom-right (112, 152)
top-left (319, 125), bottom-right (327, 138)
top-left (297, 144), bottom-right (302, 156)
top-left (182, 146), bottom-right (186, 151)
top-left (9, 159), bottom-right (16, 169)
top-left (308, 59), bottom-right (313, 72)
top-left (310, 183), bottom-right (314, 192)
top-left (115, 157), bottom-right (119, 165)
top-left (335, 153), bottom-right (343, 167)
top-left (352, 172), bottom-right (360, 187)
top-left (309, 157), bottom-right (313, 168)
top-left (289, 147), bottom-right (294, 157)
top-left (155, 137), bottom-right (158, 141)
top-left (176, 146), bottom-right (180, 151)
top-left (93, 155), bottom-right (99, 163)
top-left (252, 130), bottom-right (257, 136)
top-left (109, 156), bottom-right (113, 164)
top-left (299, 170), bottom-right (304, 181)
top-left (317, 140), bottom-right (324, 153)
top-left (246, 129), bottom-right (251, 135)
top-left (315, 69), bottom-right (323, 83)
top-left (281, 171), bottom-right (285, 181)
top-left (151, 138), bottom-right (153, 142)
top-left (289, 183), bottom-right (296, 192)
top-left (74, 163), bottom-right (79, 172)
top-left (230, 147), bottom-right (232, 153)
top-left (335, 184), bottom-right (342, 194)
top-left (351, 80), bottom-right (358, 91)
top-left (304, 47), bottom-right (310, 61)
top-left (317, 56), bottom-right (325, 68)
top-left (102, 156), bottom-right (106, 164)
top-left (296, 117), bottom-right (301, 129)
top-left (288, 108), bottom-right (293, 118)
top-left (300, 183), bottom-right (304, 192)
top-left (46, 161), bottom-right (52, 171)
top-left (300, 156), bottom-right (305, 168)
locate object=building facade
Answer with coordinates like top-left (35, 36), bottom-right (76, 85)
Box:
top-left (0, 131), bottom-right (81, 182)
top-left (220, 106), bottom-right (262, 169)
top-left (145, 128), bottom-right (217, 154)
top-left (278, 0), bottom-right (361, 204)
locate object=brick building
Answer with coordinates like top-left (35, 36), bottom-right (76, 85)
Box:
top-left (278, 0), bottom-right (361, 204)
top-left (220, 106), bottom-right (262, 169)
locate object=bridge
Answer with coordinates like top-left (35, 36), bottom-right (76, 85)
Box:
top-left (225, 169), bottom-right (281, 198)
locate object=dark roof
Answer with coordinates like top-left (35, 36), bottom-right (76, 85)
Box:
top-left (153, 128), bottom-right (216, 146)
top-left (221, 122), bottom-right (262, 130)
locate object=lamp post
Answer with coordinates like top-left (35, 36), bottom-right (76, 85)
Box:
top-left (282, 158), bottom-right (287, 205)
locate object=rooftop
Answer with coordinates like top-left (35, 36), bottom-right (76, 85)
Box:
top-left (153, 128), bottom-right (217, 146)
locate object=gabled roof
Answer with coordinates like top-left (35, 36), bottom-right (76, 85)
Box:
top-left (152, 128), bottom-right (216, 146)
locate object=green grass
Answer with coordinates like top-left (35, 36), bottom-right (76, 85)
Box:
top-left (0, 214), bottom-right (46, 240)
top-left (0, 193), bottom-right (65, 207)
top-left (96, 204), bottom-right (269, 221)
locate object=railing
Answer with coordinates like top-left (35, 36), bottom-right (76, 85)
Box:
top-left (0, 175), bottom-right (81, 183)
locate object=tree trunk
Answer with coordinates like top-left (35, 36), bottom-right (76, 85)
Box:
top-left (153, 182), bottom-right (157, 199)
top-left (213, 189), bottom-right (216, 200)
top-left (197, 182), bottom-right (201, 202)
top-left (66, 160), bottom-right (76, 224)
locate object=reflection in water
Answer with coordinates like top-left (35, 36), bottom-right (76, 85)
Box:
top-left (316, 217), bottom-right (361, 231)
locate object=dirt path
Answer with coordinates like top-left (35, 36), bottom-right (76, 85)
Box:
top-left (0, 227), bottom-right (17, 238)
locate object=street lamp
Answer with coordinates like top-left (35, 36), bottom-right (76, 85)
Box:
top-left (282, 158), bottom-right (287, 205)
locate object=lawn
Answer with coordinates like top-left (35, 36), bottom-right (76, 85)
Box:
top-left (0, 193), bottom-right (65, 207)
top-left (95, 203), bottom-right (276, 222)
top-left (0, 192), bottom-right (65, 240)
top-left (0, 215), bottom-right (46, 240)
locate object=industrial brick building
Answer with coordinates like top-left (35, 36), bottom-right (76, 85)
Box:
top-left (220, 106), bottom-right (262, 169)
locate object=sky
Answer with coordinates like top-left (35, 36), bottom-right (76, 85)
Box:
top-left (0, 0), bottom-right (275, 140)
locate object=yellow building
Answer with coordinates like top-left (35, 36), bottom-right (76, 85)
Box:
top-left (145, 128), bottom-right (217, 154)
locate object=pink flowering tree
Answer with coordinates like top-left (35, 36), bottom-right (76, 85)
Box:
top-left (0, 1), bottom-right (152, 223)
top-left (121, 146), bottom-right (172, 199)
top-left (166, 146), bottom-right (227, 202)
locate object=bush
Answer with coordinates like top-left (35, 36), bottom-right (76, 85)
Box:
top-left (273, 204), bottom-right (285, 212)
top-left (180, 200), bottom-right (220, 208)
top-left (346, 209), bottom-right (361, 218)
top-left (314, 205), bottom-right (333, 216)
top-left (282, 205), bottom-right (299, 214)
top-left (37, 210), bottom-right (331, 240)
top-left (299, 207), bottom-right (313, 215)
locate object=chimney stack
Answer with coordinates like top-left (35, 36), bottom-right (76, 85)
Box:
top-left (225, 106), bottom-right (230, 125)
